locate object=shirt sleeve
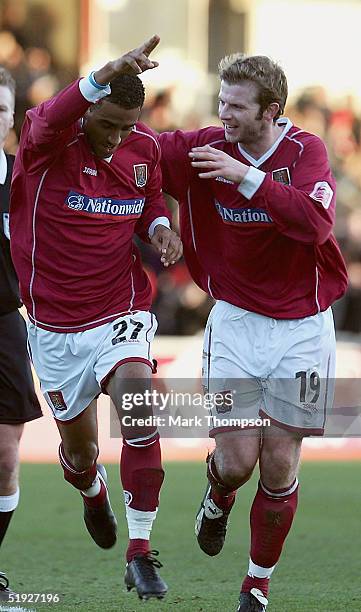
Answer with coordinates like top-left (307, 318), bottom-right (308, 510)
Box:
top-left (135, 142), bottom-right (172, 243)
top-left (20, 75), bottom-right (110, 170)
top-left (148, 216), bottom-right (170, 237)
top-left (159, 130), bottom-right (196, 199)
top-left (242, 136), bottom-right (336, 245)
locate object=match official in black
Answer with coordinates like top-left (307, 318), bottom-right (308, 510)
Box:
top-left (0, 66), bottom-right (42, 601)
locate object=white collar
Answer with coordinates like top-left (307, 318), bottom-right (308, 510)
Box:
top-left (237, 118), bottom-right (293, 168)
top-left (0, 149), bottom-right (7, 184)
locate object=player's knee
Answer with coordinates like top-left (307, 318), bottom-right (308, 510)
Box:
top-left (66, 441), bottom-right (98, 472)
top-left (223, 464), bottom-right (254, 489)
top-left (0, 451), bottom-right (18, 487)
top-left (217, 452), bottom-right (256, 489)
top-left (260, 448), bottom-right (297, 488)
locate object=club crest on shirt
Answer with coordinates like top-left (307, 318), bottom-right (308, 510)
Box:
top-left (272, 167), bottom-right (291, 185)
top-left (133, 163), bottom-right (148, 188)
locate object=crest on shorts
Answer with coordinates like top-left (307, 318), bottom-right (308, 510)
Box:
top-left (133, 164), bottom-right (148, 188)
top-left (48, 390), bottom-right (67, 412)
top-left (215, 390), bottom-right (233, 414)
top-left (272, 167), bottom-right (291, 185)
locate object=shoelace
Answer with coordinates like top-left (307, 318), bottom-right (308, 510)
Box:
top-left (0, 572), bottom-right (9, 591)
top-left (133, 550), bottom-right (163, 578)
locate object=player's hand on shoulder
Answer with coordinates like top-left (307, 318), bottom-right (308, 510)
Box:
top-left (151, 225), bottom-right (183, 267)
top-left (189, 145), bottom-right (248, 184)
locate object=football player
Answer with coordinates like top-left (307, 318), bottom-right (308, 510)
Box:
top-left (159, 53), bottom-right (347, 611)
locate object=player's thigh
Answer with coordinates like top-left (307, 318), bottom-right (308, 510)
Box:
top-left (95, 311), bottom-right (157, 393)
top-left (214, 429), bottom-right (261, 482)
top-left (106, 361), bottom-right (155, 440)
top-left (106, 360), bottom-right (153, 416)
top-left (203, 300), bottom-right (256, 386)
top-left (264, 308), bottom-right (336, 435)
top-left (203, 301), bottom-right (264, 437)
top-left (27, 323), bottom-right (101, 422)
top-left (56, 399), bottom-right (98, 467)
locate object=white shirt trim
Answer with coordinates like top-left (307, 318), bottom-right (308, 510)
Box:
top-left (148, 216), bottom-right (170, 238)
top-left (237, 118), bottom-right (293, 168)
top-left (0, 149), bottom-right (7, 184)
top-left (238, 166), bottom-right (266, 200)
top-left (79, 76), bottom-right (111, 103)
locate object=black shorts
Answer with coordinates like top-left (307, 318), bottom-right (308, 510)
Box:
top-left (0, 310), bottom-right (42, 424)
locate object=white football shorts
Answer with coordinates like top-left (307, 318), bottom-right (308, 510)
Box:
top-left (27, 311), bottom-right (158, 422)
top-left (202, 300), bottom-right (335, 436)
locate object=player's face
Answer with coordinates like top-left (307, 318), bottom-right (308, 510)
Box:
top-left (0, 85), bottom-right (14, 148)
top-left (218, 80), bottom-right (264, 145)
top-left (84, 101), bottom-right (141, 158)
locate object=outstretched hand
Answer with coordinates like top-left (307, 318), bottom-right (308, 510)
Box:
top-left (94, 35), bottom-right (160, 84)
top-left (113, 35), bottom-right (160, 75)
top-left (151, 225), bottom-right (183, 267)
top-left (189, 145), bottom-right (249, 183)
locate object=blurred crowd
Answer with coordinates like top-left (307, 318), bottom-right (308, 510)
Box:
top-left (1, 3), bottom-right (361, 336)
top-left (0, 0), bottom-right (77, 149)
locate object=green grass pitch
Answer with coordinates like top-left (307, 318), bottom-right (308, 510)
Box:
top-left (2, 461), bottom-right (360, 611)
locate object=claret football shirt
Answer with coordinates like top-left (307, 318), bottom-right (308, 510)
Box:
top-left (160, 121), bottom-right (348, 319)
top-left (10, 78), bottom-right (170, 332)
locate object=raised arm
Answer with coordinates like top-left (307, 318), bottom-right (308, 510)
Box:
top-left (21, 36), bottom-right (161, 163)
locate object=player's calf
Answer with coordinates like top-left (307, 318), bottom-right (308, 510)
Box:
top-left (121, 435), bottom-right (167, 599)
top-left (121, 433), bottom-right (164, 562)
top-left (58, 444), bottom-right (117, 548)
top-left (239, 479), bottom-right (299, 608)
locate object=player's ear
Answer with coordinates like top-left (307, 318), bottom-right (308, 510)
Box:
top-left (263, 102), bottom-right (280, 122)
top-left (86, 101), bottom-right (101, 118)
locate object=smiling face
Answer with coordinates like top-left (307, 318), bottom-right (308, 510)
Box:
top-left (83, 100), bottom-right (141, 159)
top-left (218, 79), bottom-right (269, 146)
top-left (0, 84), bottom-right (14, 148)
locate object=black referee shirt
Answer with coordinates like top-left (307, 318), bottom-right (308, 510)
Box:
top-left (0, 152), bottom-right (21, 315)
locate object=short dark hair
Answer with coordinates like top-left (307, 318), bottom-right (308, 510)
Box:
top-left (105, 74), bottom-right (145, 109)
top-left (0, 65), bottom-right (15, 102)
